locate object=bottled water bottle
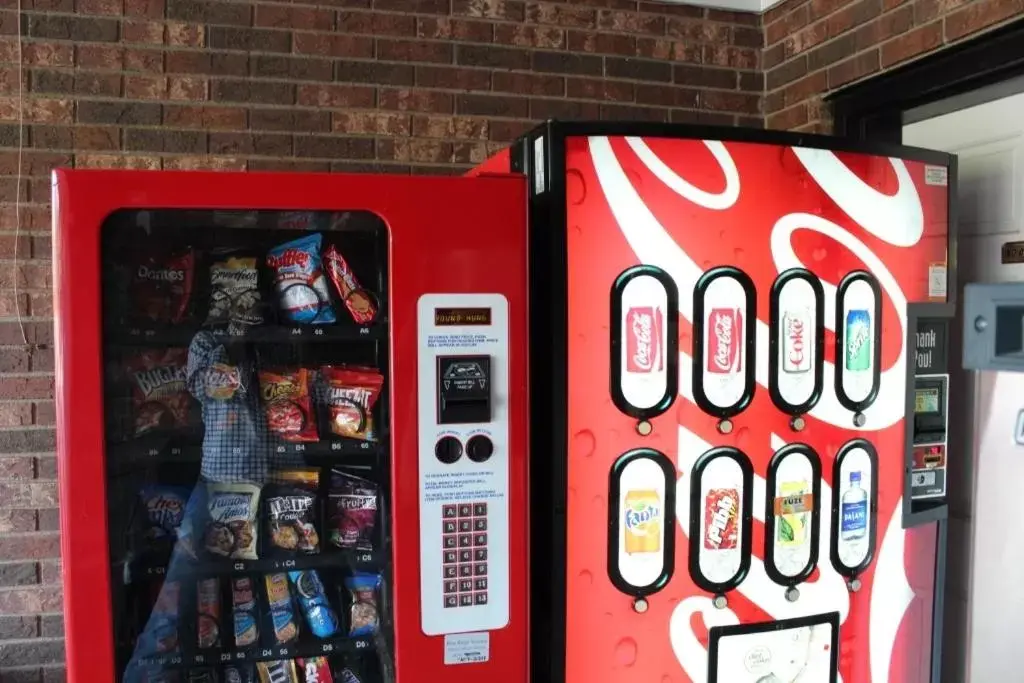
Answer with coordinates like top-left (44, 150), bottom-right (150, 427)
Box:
top-left (840, 471), bottom-right (867, 541)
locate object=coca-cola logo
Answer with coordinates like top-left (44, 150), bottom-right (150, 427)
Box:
top-left (706, 307), bottom-right (741, 375)
top-left (630, 310), bottom-right (655, 371)
top-left (713, 314), bottom-right (733, 370)
top-left (787, 318), bottom-right (804, 365)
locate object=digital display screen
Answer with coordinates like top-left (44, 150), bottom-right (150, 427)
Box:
top-left (915, 387), bottom-right (940, 414)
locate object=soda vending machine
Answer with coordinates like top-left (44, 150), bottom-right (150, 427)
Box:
top-left (472, 123), bottom-right (956, 683)
top-left (52, 170), bottom-right (530, 683)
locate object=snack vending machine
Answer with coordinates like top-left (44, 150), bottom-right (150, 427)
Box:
top-left (52, 170), bottom-right (529, 683)
top-left (473, 123), bottom-right (956, 683)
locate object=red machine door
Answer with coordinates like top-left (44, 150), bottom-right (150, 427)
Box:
top-left (53, 171), bottom-right (528, 683)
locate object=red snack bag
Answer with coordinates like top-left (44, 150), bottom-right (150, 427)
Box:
top-left (324, 244), bottom-right (377, 325)
top-left (133, 249), bottom-right (195, 324)
top-left (259, 369), bottom-right (318, 443)
top-left (296, 657), bottom-right (333, 683)
top-left (321, 366), bottom-right (383, 441)
top-left (126, 349), bottom-right (191, 436)
top-left (703, 487), bottom-right (740, 550)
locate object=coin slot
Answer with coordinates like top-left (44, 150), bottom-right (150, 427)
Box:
top-left (692, 267), bottom-right (757, 418)
top-left (688, 447), bottom-right (754, 594)
top-left (610, 265), bottom-right (679, 420)
top-left (768, 268), bottom-right (825, 415)
top-left (830, 439), bottom-right (879, 577)
top-left (834, 271), bottom-right (882, 412)
top-left (764, 444), bottom-right (822, 587)
top-left (607, 448), bottom-right (677, 597)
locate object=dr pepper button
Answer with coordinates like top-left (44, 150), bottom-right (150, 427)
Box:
top-left (435, 436), bottom-right (463, 464)
top-left (466, 435), bottom-right (494, 463)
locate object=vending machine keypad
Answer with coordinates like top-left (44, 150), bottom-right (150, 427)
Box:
top-left (417, 294), bottom-right (510, 636)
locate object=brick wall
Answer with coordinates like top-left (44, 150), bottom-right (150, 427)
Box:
top-left (0, 1), bottom-right (762, 680)
top-left (763, 0), bottom-right (1024, 132)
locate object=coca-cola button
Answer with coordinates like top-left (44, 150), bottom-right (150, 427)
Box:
top-left (611, 266), bottom-right (679, 419)
top-left (693, 267), bottom-right (756, 418)
top-left (769, 268), bottom-right (824, 415)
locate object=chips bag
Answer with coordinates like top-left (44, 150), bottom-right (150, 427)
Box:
top-left (126, 349), bottom-right (192, 436)
top-left (345, 572), bottom-right (381, 637)
top-left (267, 233), bottom-right (336, 325)
top-left (321, 366), bottom-right (383, 441)
top-left (264, 469), bottom-right (321, 555)
top-left (132, 249), bottom-right (195, 324)
top-left (328, 469), bottom-right (377, 551)
top-left (324, 244), bottom-right (376, 325)
top-left (206, 251), bottom-right (264, 331)
top-left (204, 483), bottom-right (260, 560)
top-left (259, 369), bottom-right (319, 443)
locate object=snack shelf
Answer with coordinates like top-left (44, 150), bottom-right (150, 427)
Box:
top-left (108, 322), bottom-right (386, 347)
top-left (109, 437), bottom-right (386, 468)
top-left (130, 548), bottom-right (383, 582)
top-left (135, 633), bottom-right (374, 668)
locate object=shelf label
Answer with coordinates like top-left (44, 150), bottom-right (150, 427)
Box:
top-left (444, 632), bottom-right (490, 665)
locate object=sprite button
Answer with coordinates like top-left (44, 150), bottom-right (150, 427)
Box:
top-left (845, 309), bottom-right (871, 371)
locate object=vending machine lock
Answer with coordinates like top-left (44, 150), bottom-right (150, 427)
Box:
top-left (437, 355), bottom-right (492, 424)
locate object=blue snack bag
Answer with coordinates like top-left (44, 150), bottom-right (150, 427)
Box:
top-left (344, 572), bottom-right (381, 637)
top-left (288, 569), bottom-right (339, 639)
top-left (266, 233), bottom-right (337, 325)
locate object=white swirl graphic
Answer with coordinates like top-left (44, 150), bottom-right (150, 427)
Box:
top-left (791, 147), bottom-right (923, 247)
top-left (587, 135), bottom-right (906, 431)
top-left (770, 213), bottom-right (908, 431)
top-left (870, 502), bottom-right (915, 683)
top-left (626, 137), bottom-right (740, 210)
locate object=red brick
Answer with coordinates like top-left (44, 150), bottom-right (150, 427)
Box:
top-left (457, 93), bottom-right (529, 118)
top-left (567, 77), bottom-right (635, 102)
top-left (0, 455), bottom-right (34, 478)
top-left (164, 104), bottom-right (247, 130)
top-left (342, 11), bottom-right (416, 36)
top-left (293, 31), bottom-right (374, 58)
top-left (0, 98), bottom-right (73, 124)
top-left (0, 325), bottom-right (49, 348)
top-left (828, 49), bottom-right (881, 87)
top-left (33, 402), bottom-right (55, 426)
top-left (0, 585), bottom-right (63, 614)
top-left (766, 102), bottom-right (808, 130)
top-left (0, 403), bottom-right (33, 427)
top-left (15, 42), bottom-right (75, 68)
top-left (703, 44), bottom-right (758, 69)
top-left (597, 9), bottom-right (664, 34)
top-left (125, 0), bottom-right (164, 17)
top-left (375, 0), bottom-right (448, 13)
top-left (378, 38), bottom-right (454, 64)
top-left (492, 71), bottom-right (564, 97)
top-left (0, 509), bottom-right (36, 533)
top-left (163, 155), bottom-right (246, 170)
top-left (528, 1), bottom-right (596, 28)
top-left (495, 23), bottom-right (563, 47)
top-left (166, 22), bottom-right (205, 47)
top-left (636, 38), bottom-right (702, 64)
top-left (854, 6), bottom-right (913, 50)
top-left (914, 0), bottom-right (969, 25)
top-left (944, 0), bottom-right (1024, 41)
top-left (0, 533), bottom-right (60, 561)
top-left (419, 17), bottom-right (494, 42)
top-left (0, 292), bottom-right (26, 318)
top-left (122, 20), bottom-right (164, 45)
top-left (296, 83), bottom-right (375, 108)
top-left (416, 65), bottom-right (491, 91)
top-left (453, 0), bottom-right (527, 21)
top-left (75, 0), bottom-right (122, 14)
top-left (256, 4), bottom-right (334, 31)
top-left (701, 89), bottom-right (760, 114)
top-left (379, 88), bottom-right (454, 113)
top-left (825, 0), bottom-right (883, 38)
top-left (530, 96), bottom-right (600, 119)
top-left (412, 114), bottom-right (489, 139)
top-left (0, 262), bottom-right (52, 289)
top-left (488, 119), bottom-right (533, 142)
top-left (880, 21), bottom-right (942, 67)
top-left (451, 141), bottom-right (490, 165)
top-left (765, 4), bottom-right (810, 45)
top-left (378, 138), bottom-right (452, 163)
top-left (73, 153), bottom-right (161, 169)
top-left (667, 18), bottom-right (731, 43)
top-left (333, 111), bottom-right (411, 136)
top-left (635, 83), bottom-right (698, 107)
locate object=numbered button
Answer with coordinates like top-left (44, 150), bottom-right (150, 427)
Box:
top-left (459, 579), bottom-right (474, 592)
top-left (474, 592), bottom-right (488, 605)
top-left (459, 519), bottom-right (472, 533)
top-left (474, 577), bottom-right (488, 591)
top-left (474, 548), bottom-right (487, 562)
top-left (459, 594), bottom-right (474, 607)
top-left (458, 534), bottom-right (472, 548)
top-left (474, 563), bottom-right (488, 576)
top-left (474, 533), bottom-right (488, 546)
top-left (443, 505), bottom-right (457, 518)
top-left (444, 580), bottom-right (458, 594)
top-left (459, 549), bottom-right (473, 563)
top-left (458, 504), bottom-right (473, 517)
top-left (474, 518), bottom-right (487, 531)
top-left (473, 503), bottom-right (487, 516)
top-left (444, 521), bottom-right (457, 534)
top-left (458, 565), bottom-right (473, 578)
top-left (443, 536), bottom-right (457, 549)
top-left (445, 595), bottom-right (458, 608)
top-left (443, 566), bottom-right (457, 579)
top-left (444, 551), bottom-right (458, 564)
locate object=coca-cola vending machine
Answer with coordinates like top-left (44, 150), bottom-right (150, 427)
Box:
top-left (471, 123), bottom-right (956, 683)
top-left (52, 170), bottom-right (530, 683)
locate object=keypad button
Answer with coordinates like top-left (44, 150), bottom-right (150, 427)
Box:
top-left (474, 563), bottom-right (488, 576)
top-left (459, 594), bottom-right (474, 607)
top-left (445, 595), bottom-right (458, 608)
top-left (459, 549), bottom-right (473, 563)
top-left (443, 535), bottom-right (457, 549)
top-left (458, 534), bottom-right (473, 548)
top-left (444, 580), bottom-right (458, 594)
top-left (474, 578), bottom-right (488, 591)
top-left (459, 520), bottom-right (472, 533)
top-left (443, 521), bottom-right (457, 534)
top-left (458, 504), bottom-right (473, 517)
top-left (473, 503), bottom-right (487, 516)
top-left (459, 565), bottom-right (473, 578)
top-left (474, 548), bottom-right (487, 562)
top-left (474, 592), bottom-right (488, 605)
top-left (444, 551), bottom-right (458, 564)
top-left (474, 518), bottom-right (487, 531)
top-left (474, 533), bottom-right (487, 546)
top-left (443, 505), bottom-right (458, 518)
top-left (443, 566), bottom-right (457, 579)
top-left (459, 579), bottom-right (474, 592)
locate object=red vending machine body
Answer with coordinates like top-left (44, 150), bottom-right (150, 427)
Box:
top-left (478, 123), bottom-right (954, 683)
top-left (53, 170), bottom-right (529, 683)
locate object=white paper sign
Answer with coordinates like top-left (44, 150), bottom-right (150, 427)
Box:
top-left (444, 632), bottom-right (490, 665)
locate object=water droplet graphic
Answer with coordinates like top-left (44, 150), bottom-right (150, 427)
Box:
top-left (701, 259), bottom-right (713, 270)
top-left (572, 224), bottom-right (583, 235)
top-left (733, 247), bottom-right (744, 260)
top-left (614, 637), bottom-right (638, 667)
top-left (567, 168), bottom-right (587, 206)
top-left (812, 248), bottom-right (827, 262)
top-left (579, 569), bottom-right (593, 585)
top-left (735, 426), bottom-right (751, 450)
top-left (592, 495), bottom-right (605, 512)
top-left (718, 230), bottom-right (727, 240)
top-left (573, 429), bottom-right (596, 458)
top-left (662, 676), bottom-right (674, 683)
